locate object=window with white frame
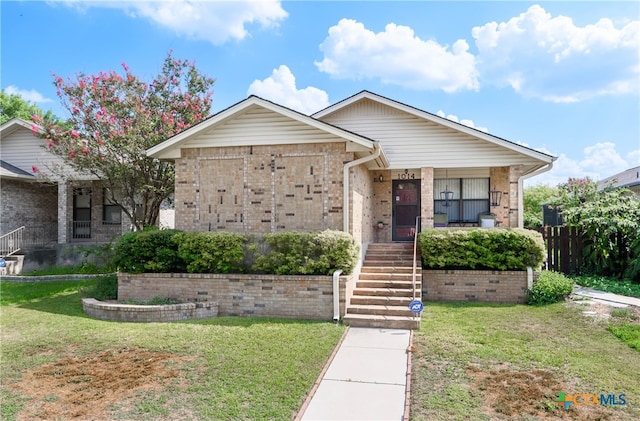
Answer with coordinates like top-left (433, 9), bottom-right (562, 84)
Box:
top-left (434, 178), bottom-right (490, 223)
top-left (103, 189), bottom-right (121, 224)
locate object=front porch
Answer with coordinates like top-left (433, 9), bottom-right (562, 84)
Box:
top-left (366, 166), bottom-right (520, 244)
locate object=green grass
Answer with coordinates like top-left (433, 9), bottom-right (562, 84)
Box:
top-left (608, 324), bottom-right (640, 351)
top-left (0, 279), bottom-right (344, 420)
top-left (411, 302), bottom-right (640, 420)
top-left (572, 274), bottom-right (640, 298)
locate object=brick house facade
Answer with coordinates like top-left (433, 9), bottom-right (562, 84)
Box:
top-left (149, 91), bottom-right (555, 246)
top-left (1, 118), bottom-right (124, 253)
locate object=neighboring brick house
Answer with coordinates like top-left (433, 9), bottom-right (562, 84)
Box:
top-left (0, 118), bottom-right (124, 260)
top-left (148, 91), bottom-right (556, 246)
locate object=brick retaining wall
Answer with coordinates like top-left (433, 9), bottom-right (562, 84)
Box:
top-left (118, 272), bottom-right (354, 321)
top-left (423, 269), bottom-right (536, 304)
top-left (82, 298), bottom-right (218, 322)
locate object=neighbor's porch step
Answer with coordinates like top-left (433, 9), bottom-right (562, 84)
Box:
top-left (343, 313), bottom-right (420, 330)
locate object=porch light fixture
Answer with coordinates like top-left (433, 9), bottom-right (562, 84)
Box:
top-left (440, 171), bottom-right (453, 207)
top-left (440, 188), bottom-right (453, 207)
top-left (490, 185), bottom-right (502, 207)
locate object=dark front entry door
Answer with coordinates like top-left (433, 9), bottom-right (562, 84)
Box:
top-left (392, 180), bottom-right (421, 241)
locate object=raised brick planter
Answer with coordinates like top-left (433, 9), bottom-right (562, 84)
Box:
top-left (82, 298), bottom-right (218, 322)
top-left (117, 272), bottom-right (354, 321)
top-left (422, 269), bottom-right (536, 304)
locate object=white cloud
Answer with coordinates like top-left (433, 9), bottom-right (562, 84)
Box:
top-left (472, 5), bottom-right (640, 102)
top-left (53, 0), bottom-right (288, 45)
top-left (527, 142), bottom-right (631, 186)
top-left (247, 65), bottom-right (330, 114)
top-left (435, 110), bottom-right (488, 132)
top-left (315, 18), bottom-right (478, 93)
top-left (3, 85), bottom-right (53, 103)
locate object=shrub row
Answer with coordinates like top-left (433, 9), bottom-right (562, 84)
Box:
top-left (113, 229), bottom-right (359, 276)
top-left (418, 228), bottom-right (545, 271)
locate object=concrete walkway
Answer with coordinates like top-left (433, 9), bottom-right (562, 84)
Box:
top-left (573, 286), bottom-right (640, 308)
top-left (297, 327), bottom-right (411, 421)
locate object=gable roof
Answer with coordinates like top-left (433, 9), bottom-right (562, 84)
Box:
top-left (0, 117), bottom-right (42, 138)
top-left (0, 159), bottom-right (36, 180)
top-left (147, 95), bottom-right (389, 168)
top-left (313, 90), bottom-right (555, 170)
top-left (597, 166), bottom-right (640, 192)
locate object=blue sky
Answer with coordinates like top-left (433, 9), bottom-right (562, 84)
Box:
top-left (2, 1), bottom-right (639, 186)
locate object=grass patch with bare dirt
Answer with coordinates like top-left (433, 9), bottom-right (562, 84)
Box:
top-left (0, 279), bottom-right (344, 420)
top-left (411, 301), bottom-right (640, 420)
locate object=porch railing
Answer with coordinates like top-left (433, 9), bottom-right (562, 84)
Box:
top-left (69, 221), bottom-right (123, 243)
top-left (412, 216), bottom-right (421, 302)
top-left (0, 226), bottom-right (24, 258)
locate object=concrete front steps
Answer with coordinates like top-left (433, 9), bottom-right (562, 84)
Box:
top-left (343, 243), bottom-right (422, 330)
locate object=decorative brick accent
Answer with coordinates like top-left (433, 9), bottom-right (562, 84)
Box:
top-left (118, 272), bottom-right (354, 321)
top-left (423, 270), bottom-right (538, 304)
top-left (175, 143), bottom-right (350, 234)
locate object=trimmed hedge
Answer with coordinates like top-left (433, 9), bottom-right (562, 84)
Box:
top-left (418, 228), bottom-right (545, 271)
top-left (113, 229), bottom-right (185, 274)
top-left (175, 231), bottom-right (246, 274)
top-left (252, 230), bottom-right (359, 275)
top-left (112, 229), bottom-right (359, 276)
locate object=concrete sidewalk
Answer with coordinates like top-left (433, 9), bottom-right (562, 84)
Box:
top-left (297, 327), bottom-right (411, 421)
top-left (574, 286), bottom-right (640, 308)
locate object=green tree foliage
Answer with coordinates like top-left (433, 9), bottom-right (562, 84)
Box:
top-left (556, 177), bottom-right (640, 280)
top-left (36, 52), bottom-right (215, 229)
top-left (0, 91), bottom-right (60, 125)
top-left (523, 184), bottom-right (558, 229)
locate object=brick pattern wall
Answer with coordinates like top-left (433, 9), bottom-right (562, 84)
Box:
top-left (118, 272), bottom-right (354, 321)
top-left (176, 143), bottom-right (351, 234)
top-left (1, 179), bottom-right (58, 246)
top-left (82, 298), bottom-right (218, 322)
top-left (1, 179), bottom-right (57, 237)
top-left (423, 270), bottom-right (535, 303)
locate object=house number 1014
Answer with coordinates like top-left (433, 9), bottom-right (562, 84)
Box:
top-left (398, 169), bottom-right (416, 179)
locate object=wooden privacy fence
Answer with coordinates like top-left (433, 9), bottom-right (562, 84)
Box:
top-left (541, 226), bottom-right (584, 274)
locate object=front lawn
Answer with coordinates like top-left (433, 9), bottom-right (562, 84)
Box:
top-left (411, 302), bottom-right (640, 420)
top-left (0, 279), bottom-right (344, 420)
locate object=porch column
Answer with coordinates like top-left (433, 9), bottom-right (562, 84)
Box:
top-left (489, 166), bottom-right (510, 226)
top-left (57, 179), bottom-right (68, 244)
top-left (509, 165), bottom-right (525, 228)
top-left (420, 167), bottom-right (434, 228)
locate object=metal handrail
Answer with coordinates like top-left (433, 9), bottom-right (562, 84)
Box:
top-left (0, 226), bottom-right (25, 258)
top-left (412, 216), bottom-right (421, 301)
